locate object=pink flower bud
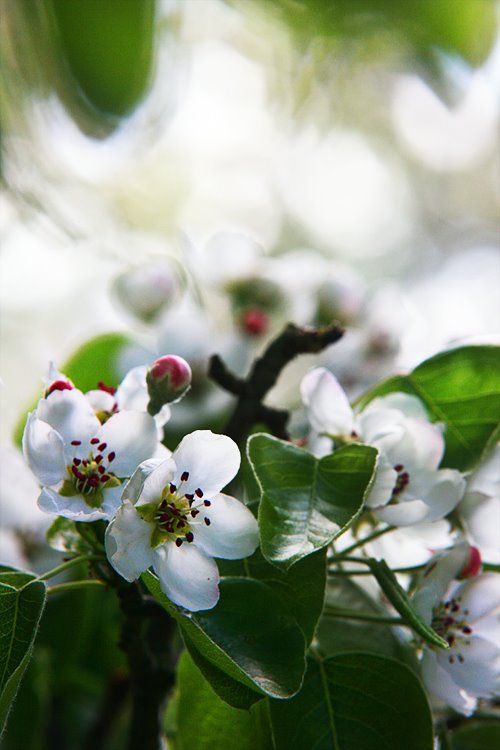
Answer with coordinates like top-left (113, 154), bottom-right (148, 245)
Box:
top-left (46, 379), bottom-right (74, 397)
top-left (241, 307), bottom-right (269, 336)
top-left (458, 546), bottom-right (482, 578)
top-left (146, 355), bottom-right (192, 414)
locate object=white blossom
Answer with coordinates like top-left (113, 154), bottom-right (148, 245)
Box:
top-left (301, 367), bottom-right (465, 525)
top-left (105, 430), bottom-right (259, 611)
top-left (413, 544), bottom-right (500, 715)
top-left (23, 385), bottom-right (158, 521)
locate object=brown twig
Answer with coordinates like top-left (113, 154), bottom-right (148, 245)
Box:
top-left (209, 322), bottom-right (344, 444)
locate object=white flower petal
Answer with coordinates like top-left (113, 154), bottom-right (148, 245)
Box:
top-left (101, 485), bottom-right (125, 520)
top-left (362, 393), bottom-right (430, 421)
top-left (461, 491), bottom-right (500, 563)
top-left (85, 389), bottom-right (116, 413)
top-left (22, 412), bottom-right (66, 486)
top-left (153, 543), bottom-right (220, 611)
top-left (191, 493), bottom-right (259, 560)
top-left (122, 458), bottom-right (168, 504)
top-left (415, 469), bottom-right (466, 522)
top-left (437, 636), bottom-right (500, 696)
top-left (37, 388), bottom-right (101, 445)
top-left (153, 404), bottom-right (171, 439)
top-left (38, 486), bottom-right (110, 522)
top-left (98, 411), bottom-right (158, 476)
top-left (459, 573), bottom-right (500, 622)
top-left (172, 431), bottom-right (240, 497)
top-left (137, 458), bottom-right (177, 504)
top-left (364, 454), bottom-right (397, 508)
top-left (375, 498), bottom-right (431, 526)
top-left (467, 443), bottom-right (500, 497)
top-left (413, 544), bottom-right (471, 624)
top-left (301, 368), bottom-right (355, 436)
top-left (105, 500), bottom-right (154, 581)
top-left (421, 650), bottom-right (477, 716)
top-left (115, 366), bottom-right (149, 412)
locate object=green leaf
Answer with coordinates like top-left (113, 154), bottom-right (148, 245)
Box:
top-left (219, 548), bottom-right (327, 645)
top-left (182, 633), bottom-right (263, 710)
top-left (270, 652), bottom-right (433, 750)
top-left (0, 579), bottom-right (47, 736)
top-left (317, 577), bottom-right (413, 663)
top-left (450, 723), bottom-right (500, 750)
top-left (62, 332), bottom-right (131, 393)
top-left (142, 573), bottom-right (306, 702)
top-left (367, 558), bottom-right (447, 649)
top-left (175, 650), bottom-right (274, 750)
top-left (0, 568), bottom-right (35, 591)
top-left (48, 0), bottom-right (156, 121)
top-left (357, 345), bottom-right (500, 471)
top-left (248, 434), bottom-right (377, 568)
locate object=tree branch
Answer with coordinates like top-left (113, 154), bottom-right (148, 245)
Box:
top-left (117, 583), bottom-right (178, 750)
top-left (209, 322), bottom-right (344, 443)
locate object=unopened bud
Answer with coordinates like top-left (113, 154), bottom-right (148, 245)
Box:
top-left (241, 307), bottom-right (269, 336)
top-left (458, 546), bottom-right (482, 578)
top-left (146, 355), bottom-right (192, 414)
top-left (45, 379), bottom-right (74, 398)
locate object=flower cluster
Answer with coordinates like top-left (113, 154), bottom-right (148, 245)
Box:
top-left (22, 359), bottom-right (258, 611)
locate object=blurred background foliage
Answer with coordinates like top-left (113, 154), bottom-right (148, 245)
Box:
top-left (1, 2), bottom-right (499, 748)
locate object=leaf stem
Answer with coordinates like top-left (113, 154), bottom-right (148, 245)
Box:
top-left (328, 563), bottom-right (426, 577)
top-left (338, 525), bottom-right (395, 555)
top-left (48, 579), bottom-right (106, 595)
top-left (323, 606), bottom-right (405, 626)
top-left (36, 554), bottom-right (106, 581)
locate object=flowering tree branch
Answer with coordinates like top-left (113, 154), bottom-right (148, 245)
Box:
top-left (117, 582), bottom-right (178, 750)
top-left (208, 321), bottom-right (344, 443)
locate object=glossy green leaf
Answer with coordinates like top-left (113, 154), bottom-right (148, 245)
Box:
top-left (248, 434), bottom-right (377, 568)
top-left (48, 0), bottom-right (156, 120)
top-left (367, 558), bottom-right (447, 649)
top-left (450, 723), bottom-right (500, 750)
top-left (270, 652), bottom-right (433, 750)
top-left (0, 579), bottom-right (47, 735)
top-left (142, 573), bottom-right (306, 702)
top-left (220, 548), bottom-right (327, 645)
top-left (182, 633), bottom-right (263, 710)
top-left (357, 346), bottom-right (500, 471)
top-left (175, 650), bottom-right (274, 750)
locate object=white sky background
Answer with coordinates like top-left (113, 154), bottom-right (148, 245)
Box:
top-left (1, 0), bottom-right (499, 441)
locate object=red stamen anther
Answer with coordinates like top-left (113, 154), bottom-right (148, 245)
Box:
top-left (175, 538), bottom-right (183, 547)
top-left (195, 488), bottom-right (203, 498)
top-left (204, 517), bottom-right (211, 526)
top-left (90, 438), bottom-right (100, 445)
top-left (107, 451), bottom-right (116, 462)
top-left (71, 440), bottom-right (82, 446)
top-left (181, 471), bottom-right (189, 482)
